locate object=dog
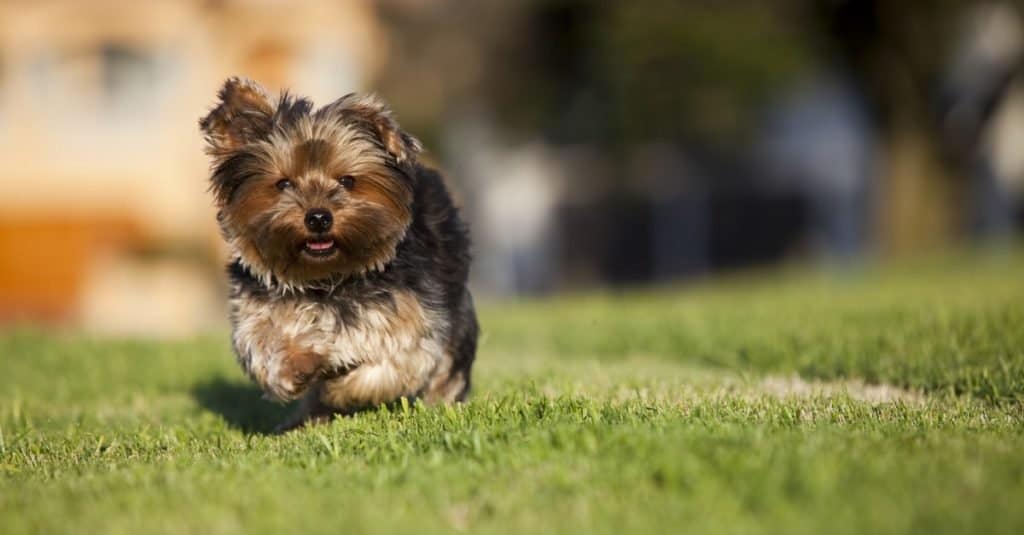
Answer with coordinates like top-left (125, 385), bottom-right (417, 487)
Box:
top-left (199, 77), bottom-right (478, 431)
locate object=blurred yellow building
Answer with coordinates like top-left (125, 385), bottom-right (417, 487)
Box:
top-left (0, 0), bottom-right (384, 335)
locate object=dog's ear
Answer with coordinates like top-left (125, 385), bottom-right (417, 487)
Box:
top-left (319, 94), bottom-right (422, 165)
top-left (199, 77), bottom-right (275, 156)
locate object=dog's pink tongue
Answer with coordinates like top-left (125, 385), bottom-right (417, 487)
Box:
top-left (307, 240), bottom-right (334, 251)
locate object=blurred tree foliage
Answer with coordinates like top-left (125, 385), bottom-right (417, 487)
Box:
top-left (596, 2), bottom-right (813, 147)
top-left (584, 1), bottom-right (813, 147)
top-left (378, 0), bottom-right (814, 149)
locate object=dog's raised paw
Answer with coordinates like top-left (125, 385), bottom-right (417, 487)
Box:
top-left (273, 350), bottom-right (326, 400)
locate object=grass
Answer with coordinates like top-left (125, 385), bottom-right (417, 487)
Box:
top-left (2, 250), bottom-right (1023, 534)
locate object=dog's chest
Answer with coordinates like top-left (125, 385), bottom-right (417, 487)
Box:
top-left (230, 289), bottom-right (442, 379)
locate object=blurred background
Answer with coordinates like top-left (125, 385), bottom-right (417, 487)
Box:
top-left (1, 0), bottom-right (1022, 337)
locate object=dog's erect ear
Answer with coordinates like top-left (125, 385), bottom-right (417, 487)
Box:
top-left (319, 94), bottom-right (422, 165)
top-left (199, 77), bottom-right (275, 155)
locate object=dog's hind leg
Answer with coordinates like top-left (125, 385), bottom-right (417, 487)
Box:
top-left (424, 291), bottom-right (479, 403)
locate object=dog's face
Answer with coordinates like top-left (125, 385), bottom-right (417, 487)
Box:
top-left (200, 78), bottom-right (421, 286)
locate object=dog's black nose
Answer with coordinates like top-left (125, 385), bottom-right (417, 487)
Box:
top-left (304, 209), bottom-right (333, 232)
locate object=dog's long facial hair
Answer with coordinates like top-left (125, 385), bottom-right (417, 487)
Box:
top-left (199, 77), bottom-right (423, 290)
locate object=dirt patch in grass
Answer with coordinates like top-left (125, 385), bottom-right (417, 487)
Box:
top-left (756, 374), bottom-right (925, 404)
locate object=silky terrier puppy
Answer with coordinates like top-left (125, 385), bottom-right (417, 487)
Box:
top-left (200, 77), bottom-right (478, 431)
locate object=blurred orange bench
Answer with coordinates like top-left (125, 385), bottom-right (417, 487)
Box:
top-left (0, 216), bottom-right (143, 323)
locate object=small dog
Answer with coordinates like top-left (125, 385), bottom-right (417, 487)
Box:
top-left (200, 77), bottom-right (478, 431)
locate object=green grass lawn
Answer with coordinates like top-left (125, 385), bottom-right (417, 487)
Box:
top-left (2, 251), bottom-right (1023, 534)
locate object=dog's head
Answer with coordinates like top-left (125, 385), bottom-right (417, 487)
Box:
top-left (200, 77), bottom-right (421, 287)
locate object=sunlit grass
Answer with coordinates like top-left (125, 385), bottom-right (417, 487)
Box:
top-left (2, 250), bottom-right (1023, 534)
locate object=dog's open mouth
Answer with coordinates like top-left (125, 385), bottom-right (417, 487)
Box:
top-left (303, 239), bottom-right (337, 258)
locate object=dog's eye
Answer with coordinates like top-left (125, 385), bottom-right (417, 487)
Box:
top-left (276, 179), bottom-right (294, 191)
top-left (337, 175), bottom-right (356, 190)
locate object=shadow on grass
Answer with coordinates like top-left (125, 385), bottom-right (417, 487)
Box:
top-left (191, 378), bottom-right (291, 435)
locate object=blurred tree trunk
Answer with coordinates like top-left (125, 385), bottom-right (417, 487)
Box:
top-left (880, 121), bottom-right (961, 253)
top-left (810, 0), bottom-right (971, 255)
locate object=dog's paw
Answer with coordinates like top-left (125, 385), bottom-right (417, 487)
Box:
top-left (272, 350), bottom-right (325, 400)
